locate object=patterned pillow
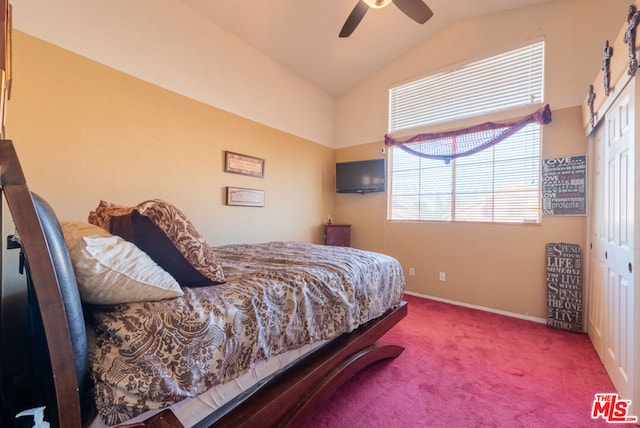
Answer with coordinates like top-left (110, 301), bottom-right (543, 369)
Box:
top-left (60, 221), bottom-right (183, 305)
top-left (89, 199), bottom-right (225, 287)
top-left (88, 200), bottom-right (131, 230)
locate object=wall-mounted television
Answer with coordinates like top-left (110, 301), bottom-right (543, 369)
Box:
top-left (335, 159), bottom-right (386, 194)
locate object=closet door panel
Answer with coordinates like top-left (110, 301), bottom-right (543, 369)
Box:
top-left (587, 121), bottom-right (605, 355)
top-left (600, 82), bottom-right (635, 403)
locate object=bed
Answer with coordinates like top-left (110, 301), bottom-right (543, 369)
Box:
top-left (0, 140), bottom-right (407, 427)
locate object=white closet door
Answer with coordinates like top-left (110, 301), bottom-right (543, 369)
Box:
top-left (600, 80), bottom-right (635, 404)
top-left (587, 119), bottom-right (605, 356)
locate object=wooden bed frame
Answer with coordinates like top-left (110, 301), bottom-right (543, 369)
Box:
top-left (0, 139), bottom-right (407, 427)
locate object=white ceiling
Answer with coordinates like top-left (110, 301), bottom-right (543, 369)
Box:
top-left (178, 0), bottom-right (556, 96)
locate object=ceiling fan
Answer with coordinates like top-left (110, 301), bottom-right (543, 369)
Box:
top-left (339, 0), bottom-right (434, 38)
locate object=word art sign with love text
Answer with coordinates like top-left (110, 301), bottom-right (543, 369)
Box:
top-left (542, 155), bottom-right (586, 216)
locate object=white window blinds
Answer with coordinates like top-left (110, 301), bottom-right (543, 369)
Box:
top-left (387, 41), bottom-right (545, 223)
top-left (389, 123), bottom-right (541, 222)
top-left (389, 41), bottom-right (545, 133)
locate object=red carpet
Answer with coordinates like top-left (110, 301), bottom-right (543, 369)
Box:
top-left (304, 294), bottom-right (635, 427)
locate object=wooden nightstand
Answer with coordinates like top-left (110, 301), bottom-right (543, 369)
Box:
top-left (325, 224), bottom-right (351, 247)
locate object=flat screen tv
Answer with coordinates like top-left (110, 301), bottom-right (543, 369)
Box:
top-left (335, 159), bottom-right (386, 194)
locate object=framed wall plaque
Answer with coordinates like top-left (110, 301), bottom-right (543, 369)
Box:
top-left (226, 187), bottom-right (265, 207)
top-left (224, 151), bottom-right (265, 178)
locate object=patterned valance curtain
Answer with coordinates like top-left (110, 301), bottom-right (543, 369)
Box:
top-left (384, 104), bottom-right (552, 164)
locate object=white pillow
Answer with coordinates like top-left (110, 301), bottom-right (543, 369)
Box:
top-left (60, 221), bottom-right (183, 305)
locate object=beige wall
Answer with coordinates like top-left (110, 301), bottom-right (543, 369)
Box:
top-left (335, 106), bottom-right (587, 319)
top-left (0, 32), bottom-right (335, 372)
top-left (12, 0), bottom-right (336, 147)
top-left (5, 31), bottom-right (335, 244)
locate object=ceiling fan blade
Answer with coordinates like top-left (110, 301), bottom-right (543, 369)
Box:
top-left (392, 0), bottom-right (433, 24)
top-left (339, 1), bottom-right (369, 38)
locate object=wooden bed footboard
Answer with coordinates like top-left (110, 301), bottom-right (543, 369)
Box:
top-left (204, 300), bottom-right (407, 428)
top-left (0, 139), bottom-right (407, 428)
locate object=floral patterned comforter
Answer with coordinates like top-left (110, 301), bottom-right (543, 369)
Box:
top-left (90, 241), bottom-right (405, 425)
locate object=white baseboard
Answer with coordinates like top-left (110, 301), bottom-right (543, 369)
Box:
top-left (404, 290), bottom-right (547, 325)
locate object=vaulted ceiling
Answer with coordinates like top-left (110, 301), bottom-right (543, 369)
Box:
top-left (178, 0), bottom-right (556, 96)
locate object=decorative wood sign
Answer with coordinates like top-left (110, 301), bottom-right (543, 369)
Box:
top-left (542, 155), bottom-right (587, 216)
top-left (226, 186), bottom-right (265, 207)
top-left (224, 151), bottom-right (265, 178)
top-left (546, 243), bottom-right (582, 332)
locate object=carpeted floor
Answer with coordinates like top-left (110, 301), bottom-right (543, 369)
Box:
top-left (303, 294), bottom-right (636, 427)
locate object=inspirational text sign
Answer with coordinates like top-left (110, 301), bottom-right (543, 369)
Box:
top-left (542, 155), bottom-right (586, 216)
top-left (546, 242), bottom-right (582, 332)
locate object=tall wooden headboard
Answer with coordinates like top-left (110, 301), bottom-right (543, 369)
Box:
top-left (0, 140), bottom-right (83, 427)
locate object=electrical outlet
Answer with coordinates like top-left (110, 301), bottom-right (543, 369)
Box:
top-left (408, 267), bottom-right (415, 276)
top-left (439, 272), bottom-right (446, 282)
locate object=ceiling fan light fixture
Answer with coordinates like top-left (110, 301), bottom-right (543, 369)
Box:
top-left (340, 0), bottom-right (433, 38)
top-left (362, 0), bottom-right (393, 9)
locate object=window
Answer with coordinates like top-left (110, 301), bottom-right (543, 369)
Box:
top-left (388, 41), bottom-right (545, 223)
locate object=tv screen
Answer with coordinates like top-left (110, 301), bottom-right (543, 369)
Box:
top-left (335, 159), bottom-right (386, 194)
